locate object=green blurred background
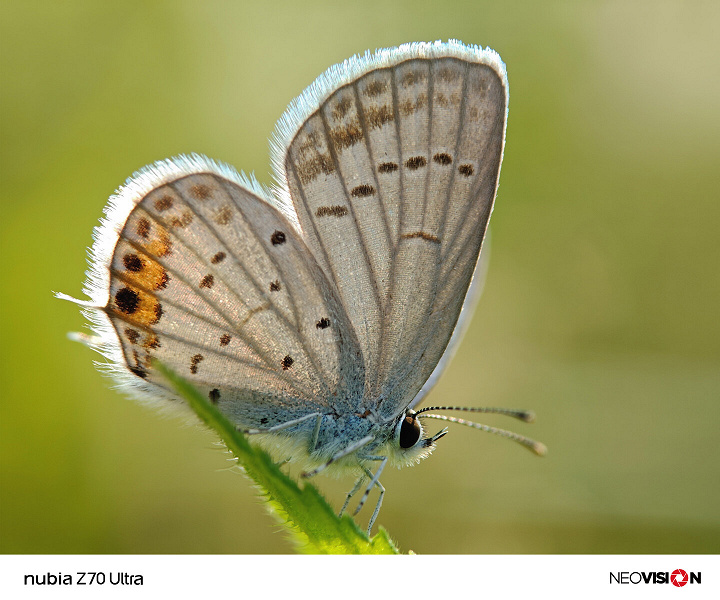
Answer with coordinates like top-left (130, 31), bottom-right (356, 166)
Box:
top-left (2, 1), bottom-right (718, 554)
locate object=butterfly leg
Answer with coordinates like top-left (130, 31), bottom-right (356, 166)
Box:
top-left (354, 457), bottom-right (388, 534)
top-left (301, 435), bottom-right (374, 478)
top-left (309, 413), bottom-right (322, 452)
top-left (239, 412), bottom-right (321, 436)
top-left (366, 479), bottom-right (385, 535)
top-left (339, 475), bottom-right (366, 517)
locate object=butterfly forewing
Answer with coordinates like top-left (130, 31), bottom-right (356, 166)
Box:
top-left (280, 48), bottom-right (507, 419)
top-left (400, 61), bottom-right (507, 413)
top-left (105, 169), bottom-right (363, 424)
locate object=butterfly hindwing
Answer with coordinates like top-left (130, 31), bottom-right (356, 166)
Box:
top-left (98, 161), bottom-right (364, 426)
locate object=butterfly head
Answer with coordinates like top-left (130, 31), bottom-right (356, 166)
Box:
top-left (384, 410), bottom-right (448, 467)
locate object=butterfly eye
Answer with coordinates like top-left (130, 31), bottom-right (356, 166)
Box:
top-left (399, 412), bottom-right (422, 449)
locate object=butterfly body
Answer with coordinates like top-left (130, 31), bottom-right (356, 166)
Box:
top-left (247, 412), bottom-right (431, 477)
top-left (58, 41), bottom-right (537, 533)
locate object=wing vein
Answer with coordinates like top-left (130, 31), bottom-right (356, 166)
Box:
top-left (210, 177), bottom-right (303, 325)
top-left (440, 81), bottom-right (504, 265)
top-left (133, 203), bottom-right (324, 398)
top-left (110, 258), bottom-right (316, 400)
top-left (317, 106), bottom-right (385, 316)
top-left (214, 176), bottom-right (337, 396)
top-left (372, 65), bottom-right (406, 395)
top-left (107, 306), bottom-right (308, 386)
top-left (111, 265), bottom-right (234, 330)
top-left (438, 60), bottom-right (470, 246)
top-left (420, 62), bottom-right (435, 232)
top-left (352, 79), bottom-right (394, 278)
top-left (287, 159), bottom-right (338, 288)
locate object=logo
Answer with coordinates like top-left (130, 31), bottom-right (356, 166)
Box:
top-left (610, 569), bottom-right (701, 586)
top-left (671, 569), bottom-right (689, 587)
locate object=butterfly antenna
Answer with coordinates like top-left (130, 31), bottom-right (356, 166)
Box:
top-left (414, 405), bottom-right (537, 423)
top-left (417, 413), bottom-right (547, 456)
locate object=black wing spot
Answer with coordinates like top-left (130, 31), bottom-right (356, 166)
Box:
top-left (170, 211), bottom-right (193, 228)
top-left (214, 206), bottom-right (232, 225)
top-left (332, 96), bottom-right (353, 120)
top-left (220, 334), bottom-right (231, 346)
top-left (154, 195), bottom-right (174, 211)
top-left (363, 80), bottom-right (387, 97)
top-left (211, 251), bottom-right (226, 264)
top-left (316, 205), bottom-right (349, 217)
top-left (136, 218), bottom-right (151, 239)
top-left (190, 184), bottom-right (212, 200)
top-left (200, 274), bottom-right (214, 289)
top-left (281, 355), bottom-right (294, 370)
top-left (316, 317), bottom-right (331, 329)
top-left (402, 231), bottom-right (441, 244)
top-left (155, 270), bottom-right (169, 290)
top-left (458, 164), bottom-right (475, 177)
top-left (329, 120), bottom-right (363, 150)
top-left (115, 287), bottom-right (139, 315)
top-left (365, 105), bottom-right (394, 129)
top-left (405, 156), bottom-right (427, 170)
top-left (143, 334), bottom-right (161, 350)
top-left (433, 153), bottom-right (453, 165)
top-left (190, 354), bottom-right (204, 374)
top-left (378, 162), bottom-right (398, 173)
top-left (125, 328), bottom-right (140, 344)
top-left (297, 153), bottom-right (335, 184)
top-left (209, 389), bottom-right (220, 403)
top-left (351, 184), bottom-right (376, 197)
top-left (123, 253), bottom-right (144, 272)
top-left (269, 280), bottom-right (281, 292)
top-left (271, 231), bottom-right (286, 245)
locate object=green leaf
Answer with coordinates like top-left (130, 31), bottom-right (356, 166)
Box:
top-left (155, 362), bottom-right (400, 554)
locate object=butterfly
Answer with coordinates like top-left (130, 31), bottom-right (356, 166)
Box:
top-left (58, 40), bottom-right (545, 534)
